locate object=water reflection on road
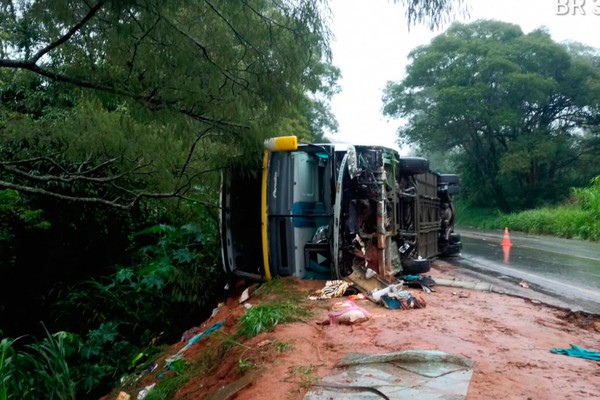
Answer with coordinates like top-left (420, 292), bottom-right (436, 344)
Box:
top-left (456, 229), bottom-right (600, 313)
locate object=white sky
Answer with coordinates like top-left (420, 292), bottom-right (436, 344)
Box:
top-left (327, 0), bottom-right (600, 153)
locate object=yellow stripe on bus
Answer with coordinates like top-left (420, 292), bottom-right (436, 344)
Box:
top-left (261, 150), bottom-right (272, 281)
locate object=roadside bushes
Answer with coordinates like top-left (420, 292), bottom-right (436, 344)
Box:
top-left (572, 176), bottom-right (600, 219)
top-left (0, 219), bottom-right (226, 399)
top-left (0, 330), bottom-right (77, 400)
top-left (456, 176), bottom-right (600, 241)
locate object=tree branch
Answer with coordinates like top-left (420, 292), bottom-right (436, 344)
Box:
top-left (29, 0), bottom-right (105, 63)
top-left (0, 163), bottom-right (134, 184)
top-left (161, 15), bottom-right (251, 90)
top-left (0, 179), bottom-right (132, 210)
top-left (0, 60), bottom-right (249, 130)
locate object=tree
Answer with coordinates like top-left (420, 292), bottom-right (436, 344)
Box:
top-left (396, 0), bottom-right (467, 29)
top-left (383, 20), bottom-right (600, 211)
top-left (0, 0), bottom-right (341, 208)
top-left (0, 0), bottom-right (344, 341)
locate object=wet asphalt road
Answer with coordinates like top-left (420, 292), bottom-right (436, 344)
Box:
top-left (453, 228), bottom-right (600, 314)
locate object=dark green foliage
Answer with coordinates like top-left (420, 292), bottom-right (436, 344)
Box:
top-left (456, 176), bottom-right (600, 240)
top-left (394, 0), bottom-right (467, 29)
top-left (0, 189), bottom-right (49, 270)
top-left (0, 323), bottom-right (137, 400)
top-left (0, 0), bottom-right (330, 396)
top-left (59, 220), bottom-right (225, 342)
top-left (383, 20), bottom-right (600, 212)
top-left (0, 327), bottom-right (78, 400)
top-left (573, 176), bottom-right (600, 219)
top-left (1, 218), bottom-right (224, 399)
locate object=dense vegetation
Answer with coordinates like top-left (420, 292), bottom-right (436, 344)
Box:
top-left (456, 176), bottom-right (600, 241)
top-left (0, 0), bottom-right (459, 399)
top-left (0, 0), bottom-right (338, 398)
top-left (384, 20), bottom-right (600, 212)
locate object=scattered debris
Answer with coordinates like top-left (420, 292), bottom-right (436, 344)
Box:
top-left (303, 350), bottom-right (475, 400)
top-left (137, 383), bottom-right (156, 400)
top-left (239, 288), bottom-right (251, 304)
top-left (403, 275), bottom-right (436, 293)
top-left (348, 293), bottom-right (367, 300)
top-left (116, 391), bottom-right (131, 400)
top-left (365, 268), bottom-right (377, 279)
top-left (239, 283), bottom-right (260, 304)
top-left (452, 290), bottom-right (469, 299)
top-left (164, 353), bottom-right (184, 368)
top-left (550, 345), bottom-right (600, 361)
top-left (309, 280), bottom-right (350, 300)
top-left (370, 283), bottom-right (404, 302)
top-left (180, 326), bottom-right (203, 343)
top-left (256, 339), bottom-right (273, 348)
top-left (380, 292), bottom-right (426, 310)
top-left (345, 265), bottom-right (387, 294)
top-left (211, 303), bottom-right (223, 318)
top-left (519, 280), bottom-right (529, 289)
top-left (435, 278), bottom-right (493, 292)
top-left (318, 300), bottom-right (371, 325)
top-left (180, 321), bottom-right (224, 353)
top-left (164, 321), bottom-right (226, 370)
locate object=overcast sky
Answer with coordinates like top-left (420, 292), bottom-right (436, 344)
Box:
top-left (327, 0), bottom-right (600, 153)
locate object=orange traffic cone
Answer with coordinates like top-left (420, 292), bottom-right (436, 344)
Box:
top-left (501, 227), bottom-right (512, 246)
top-left (502, 243), bottom-right (511, 264)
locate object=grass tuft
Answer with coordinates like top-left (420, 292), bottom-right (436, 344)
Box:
top-left (236, 301), bottom-right (312, 338)
top-left (455, 176), bottom-right (600, 241)
top-left (288, 365), bottom-right (319, 389)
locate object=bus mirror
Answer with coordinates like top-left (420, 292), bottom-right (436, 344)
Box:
top-left (264, 136), bottom-right (298, 151)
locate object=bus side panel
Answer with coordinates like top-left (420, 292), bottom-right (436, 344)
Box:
top-left (415, 172), bottom-right (441, 258)
top-left (267, 153), bottom-right (295, 276)
top-left (221, 168), bottom-right (264, 279)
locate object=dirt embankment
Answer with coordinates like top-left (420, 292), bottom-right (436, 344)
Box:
top-left (115, 260), bottom-right (600, 400)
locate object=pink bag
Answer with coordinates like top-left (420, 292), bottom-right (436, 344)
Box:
top-left (328, 300), bottom-right (371, 325)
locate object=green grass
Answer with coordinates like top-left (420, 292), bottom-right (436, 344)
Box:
top-left (454, 200), bottom-right (504, 230)
top-left (143, 373), bottom-right (191, 400)
top-left (237, 358), bottom-right (258, 374)
top-left (0, 337), bottom-right (16, 400)
top-left (236, 278), bottom-right (312, 338)
top-left (0, 328), bottom-right (78, 400)
top-left (455, 177), bottom-right (600, 241)
top-left (275, 341), bottom-right (294, 353)
top-left (236, 301), bottom-right (312, 338)
top-left (288, 365), bottom-right (319, 389)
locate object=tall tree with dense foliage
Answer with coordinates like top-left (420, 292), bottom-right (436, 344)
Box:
top-left (0, 0), bottom-right (342, 207)
top-left (0, 0), bottom-right (345, 358)
top-left (383, 20), bottom-right (600, 211)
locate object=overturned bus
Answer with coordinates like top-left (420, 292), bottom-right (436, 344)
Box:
top-left (221, 136), bottom-right (461, 283)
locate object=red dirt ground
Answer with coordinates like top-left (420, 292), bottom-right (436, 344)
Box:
top-left (112, 260), bottom-right (600, 400)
